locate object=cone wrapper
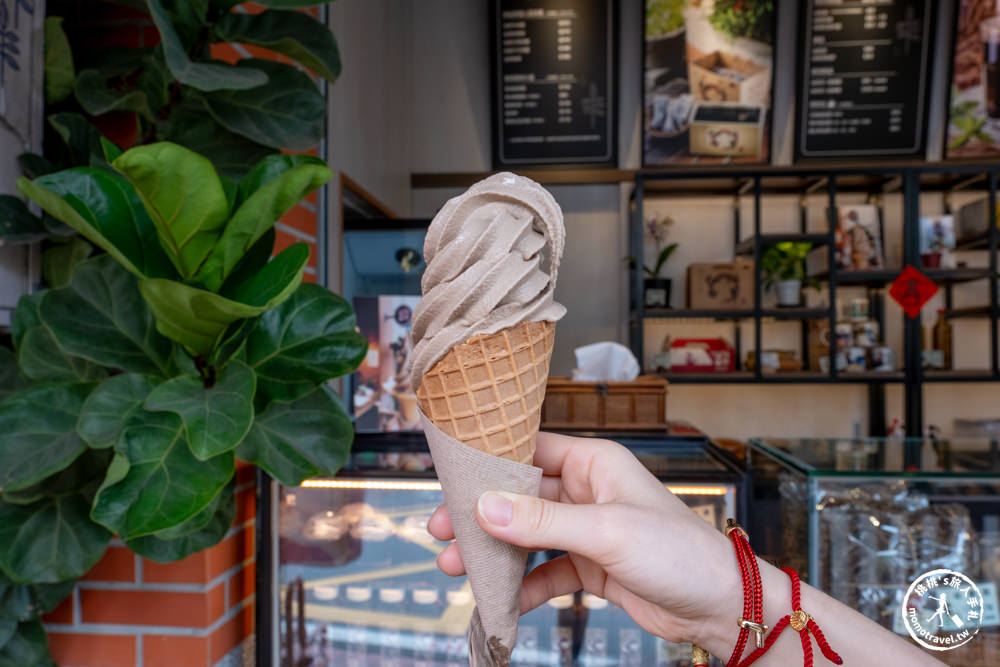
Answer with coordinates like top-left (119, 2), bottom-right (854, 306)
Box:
top-left (420, 410), bottom-right (541, 667)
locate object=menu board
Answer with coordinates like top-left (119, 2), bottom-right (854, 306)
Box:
top-left (796, 0), bottom-right (932, 159)
top-left (490, 0), bottom-right (616, 167)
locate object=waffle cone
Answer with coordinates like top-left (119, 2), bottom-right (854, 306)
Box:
top-left (417, 320), bottom-right (555, 465)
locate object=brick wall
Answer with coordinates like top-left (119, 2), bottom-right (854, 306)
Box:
top-left (44, 466), bottom-right (257, 667)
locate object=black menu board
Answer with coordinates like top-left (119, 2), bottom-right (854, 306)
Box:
top-left (796, 0), bottom-right (933, 159)
top-left (490, 0), bottom-right (617, 167)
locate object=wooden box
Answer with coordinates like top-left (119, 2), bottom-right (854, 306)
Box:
top-left (541, 376), bottom-right (668, 431)
top-left (689, 103), bottom-right (765, 158)
top-left (689, 50), bottom-right (769, 106)
top-left (687, 261), bottom-right (753, 309)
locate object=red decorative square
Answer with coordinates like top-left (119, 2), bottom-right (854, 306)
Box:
top-left (889, 266), bottom-right (939, 318)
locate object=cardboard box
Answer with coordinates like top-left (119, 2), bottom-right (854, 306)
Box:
top-left (541, 376), bottom-right (668, 431)
top-left (689, 50), bottom-right (769, 106)
top-left (689, 103), bottom-right (765, 157)
top-left (687, 261), bottom-right (753, 309)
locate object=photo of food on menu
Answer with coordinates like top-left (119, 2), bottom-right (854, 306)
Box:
top-left (948, 0), bottom-right (1000, 157)
top-left (643, 0), bottom-right (774, 165)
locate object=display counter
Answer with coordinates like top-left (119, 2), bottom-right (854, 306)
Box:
top-left (259, 430), bottom-right (744, 666)
top-left (748, 437), bottom-right (1000, 666)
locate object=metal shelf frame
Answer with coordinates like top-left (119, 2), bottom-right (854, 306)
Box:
top-left (630, 164), bottom-right (1000, 456)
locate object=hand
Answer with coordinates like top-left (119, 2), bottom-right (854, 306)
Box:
top-left (427, 432), bottom-right (741, 648)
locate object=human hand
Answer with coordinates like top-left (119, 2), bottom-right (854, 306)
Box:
top-left (427, 432), bottom-right (741, 649)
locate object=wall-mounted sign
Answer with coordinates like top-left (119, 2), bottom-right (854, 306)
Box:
top-left (642, 0), bottom-right (775, 166)
top-left (490, 0), bottom-right (617, 168)
top-left (796, 0), bottom-right (932, 159)
top-left (946, 0), bottom-right (1000, 158)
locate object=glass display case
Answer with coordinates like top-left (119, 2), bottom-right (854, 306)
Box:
top-left (259, 433), bottom-right (744, 666)
top-left (748, 437), bottom-right (1000, 667)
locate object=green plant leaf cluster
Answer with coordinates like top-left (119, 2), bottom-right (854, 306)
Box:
top-left (18, 142), bottom-right (331, 358)
top-left (760, 242), bottom-right (818, 289)
top-left (709, 0), bottom-right (774, 44)
top-left (0, 146), bottom-right (366, 662)
top-left (645, 0), bottom-right (686, 37)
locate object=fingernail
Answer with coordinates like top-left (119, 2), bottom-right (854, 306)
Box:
top-left (478, 491), bottom-right (514, 526)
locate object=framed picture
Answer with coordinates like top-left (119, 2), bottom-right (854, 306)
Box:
top-left (946, 0), bottom-right (1000, 158)
top-left (642, 0), bottom-right (775, 166)
top-left (835, 205), bottom-right (885, 271)
top-left (352, 295), bottom-right (422, 434)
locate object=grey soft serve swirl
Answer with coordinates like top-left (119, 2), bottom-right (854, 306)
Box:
top-left (408, 172), bottom-right (566, 389)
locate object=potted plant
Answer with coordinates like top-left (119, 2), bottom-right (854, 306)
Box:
top-left (0, 142), bottom-right (367, 663)
top-left (708, 0), bottom-right (775, 44)
top-left (628, 215), bottom-right (679, 308)
top-left (645, 0), bottom-right (687, 71)
top-left (761, 242), bottom-right (816, 307)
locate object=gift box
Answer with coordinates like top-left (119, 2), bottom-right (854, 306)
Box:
top-left (541, 376), bottom-right (668, 430)
top-left (688, 103), bottom-right (765, 158)
top-left (688, 50), bottom-right (770, 106)
top-left (687, 261), bottom-right (753, 309)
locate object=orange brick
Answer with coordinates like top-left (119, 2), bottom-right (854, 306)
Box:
top-left (273, 232), bottom-right (316, 268)
top-left (302, 273), bottom-right (318, 284)
top-left (210, 602), bottom-right (254, 665)
top-left (207, 526), bottom-right (254, 581)
top-left (41, 591), bottom-right (74, 624)
top-left (80, 589), bottom-right (215, 628)
top-left (235, 460), bottom-right (256, 486)
top-left (209, 581), bottom-right (227, 624)
top-left (82, 546), bottom-right (135, 583)
top-left (48, 633), bottom-right (135, 667)
top-left (279, 204), bottom-right (319, 237)
top-left (143, 551), bottom-right (209, 584)
top-left (234, 487), bottom-right (256, 526)
top-left (305, 191), bottom-right (318, 205)
top-left (228, 562), bottom-right (255, 608)
top-left (143, 634), bottom-right (208, 667)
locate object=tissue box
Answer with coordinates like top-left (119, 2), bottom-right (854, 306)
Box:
top-left (687, 261), bottom-right (753, 309)
top-left (541, 376), bottom-right (668, 431)
top-left (669, 339), bottom-right (735, 373)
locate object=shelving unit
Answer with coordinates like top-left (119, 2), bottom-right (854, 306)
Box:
top-left (629, 164), bottom-right (1000, 445)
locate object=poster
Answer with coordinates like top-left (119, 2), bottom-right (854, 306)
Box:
top-left (352, 296), bottom-right (422, 433)
top-left (947, 0), bottom-right (1000, 157)
top-left (643, 0), bottom-right (775, 166)
top-left (836, 205), bottom-right (885, 271)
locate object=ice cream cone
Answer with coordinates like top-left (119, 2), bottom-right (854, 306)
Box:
top-left (416, 320), bottom-right (555, 465)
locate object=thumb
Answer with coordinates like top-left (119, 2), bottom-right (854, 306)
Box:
top-left (476, 490), bottom-right (615, 561)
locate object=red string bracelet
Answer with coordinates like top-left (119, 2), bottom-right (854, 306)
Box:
top-left (692, 520), bottom-right (842, 667)
top-left (738, 567), bottom-right (843, 667)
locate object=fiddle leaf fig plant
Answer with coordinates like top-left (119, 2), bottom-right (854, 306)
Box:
top-left (0, 143), bottom-right (367, 665)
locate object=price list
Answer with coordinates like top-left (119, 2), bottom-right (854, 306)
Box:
top-left (797, 0), bottom-right (931, 158)
top-left (491, 0), bottom-right (615, 166)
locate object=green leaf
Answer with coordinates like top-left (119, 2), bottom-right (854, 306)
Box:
top-left (2, 448), bottom-right (113, 508)
top-left (125, 480), bottom-right (235, 562)
top-left (202, 59), bottom-right (325, 150)
top-left (208, 317), bottom-right (258, 367)
top-left (0, 195), bottom-right (47, 244)
top-left (113, 142), bottom-right (230, 279)
top-left (18, 168), bottom-right (179, 280)
top-left (77, 374), bottom-right (161, 449)
top-left (17, 154), bottom-right (56, 181)
top-left (138, 279), bottom-right (269, 356)
top-left (42, 236), bottom-right (93, 288)
top-left (223, 243), bottom-right (308, 307)
top-left (74, 69), bottom-right (152, 119)
top-left (0, 494), bottom-right (111, 583)
top-left (195, 155), bottom-right (330, 290)
top-left (47, 113), bottom-right (104, 168)
top-left (137, 54), bottom-right (172, 115)
top-left (218, 227), bottom-right (275, 295)
top-left (158, 101), bottom-right (274, 181)
top-left (12, 293), bottom-right (107, 384)
top-left (253, 0), bottom-right (332, 6)
top-left (39, 255), bottom-right (175, 375)
top-left (236, 386), bottom-right (352, 486)
top-left (90, 411), bottom-right (233, 538)
top-left (0, 348), bottom-right (30, 402)
top-left (145, 0), bottom-right (268, 92)
top-left (145, 360), bottom-right (256, 460)
top-left (44, 17), bottom-right (75, 104)
top-left (214, 10), bottom-right (341, 82)
top-left (246, 284), bottom-right (367, 402)
top-left (0, 621), bottom-right (51, 667)
top-left (0, 384), bottom-right (94, 493)
top-left (0, 574), bottom-right (74, 622)
top-left (0, 619), bottom-right (14, 651)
